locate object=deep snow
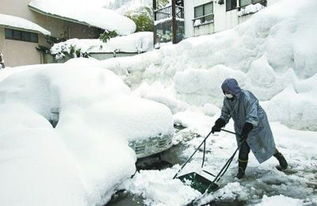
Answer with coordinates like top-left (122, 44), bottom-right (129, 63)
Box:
top-left (0, 63), bottom-right (174, 206)
top-left (98, 0), bottom-right (317, 205)
top-left (98, 0), bottom-right (317, 131)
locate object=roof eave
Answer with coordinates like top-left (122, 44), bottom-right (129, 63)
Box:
top-left (28, 5), bottom-right (100, 30)
top-left (0, 24), bottom-right (50, 36)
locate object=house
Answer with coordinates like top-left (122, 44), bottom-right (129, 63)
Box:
top-left (154, 0), bottom-right (272, 45)
top-left (0, 0), bottom-right (135, 67)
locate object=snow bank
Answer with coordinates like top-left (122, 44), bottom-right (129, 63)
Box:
top-left (0, 103), bottom-right (86, 206)
top-left (264, 76), bottom-right (317, 130)
top-left (29, 0), bottom-right (136, 35)
top-left (198, 182), bottom-right (249, 205)
top-left (50, 32), bottom-right (153, 60)
top-left (97, 0), bottom-right (317, 130)
top-left (134, 82), bottom-right (189, 114)
top-left (0, 13), bottom-right (50, 35)
top-left (174, 65), bottom-right (246, 106)
top-left (256, 195), bottom-right (303, 206)
top-left (0, 62), bottom-right (174, 205)
top-left (122, 168), bottom-right (200, 206)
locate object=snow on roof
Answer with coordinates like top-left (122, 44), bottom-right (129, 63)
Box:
top-left (102, 0), bottom-right (152, 15)
top-left (0, 13), bottom-right (50, 35)
top-left (29, 0), bottom-right (136, 35)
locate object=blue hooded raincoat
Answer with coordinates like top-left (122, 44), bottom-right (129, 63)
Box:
top-left (220, 78), bottom-right (276, 163)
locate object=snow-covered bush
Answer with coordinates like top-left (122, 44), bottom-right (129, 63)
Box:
top-left (99, 30), bottom-right (118, 42)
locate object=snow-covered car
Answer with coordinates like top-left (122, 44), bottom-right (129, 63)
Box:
top-left (48, 98), bottom-right (174, 159)
top-left (0, 62), bottom-right (174, 206)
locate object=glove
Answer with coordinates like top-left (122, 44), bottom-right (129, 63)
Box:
top-left (240, 122), bottom-right (253, 140)
top-left (211, 118), bottom-right (226, 133)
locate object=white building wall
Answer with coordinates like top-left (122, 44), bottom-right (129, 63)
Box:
top-left (194, 23), bottom-right (214, 36)
top-left (184, 0), bottom-right (215, 37)
top-left (213, 0), bottom-right (239, 33)
top-left (184, 0), bottom-right (275, 38)
top-left (238, 14), bottom-right (253, 24)
top-left (194, 0), bottom-right (215, 36)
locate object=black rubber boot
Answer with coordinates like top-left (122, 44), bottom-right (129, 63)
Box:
top-left (274, 150), bottom-right (288, 171)
top-left (236, 159), bottom-right (248, 179)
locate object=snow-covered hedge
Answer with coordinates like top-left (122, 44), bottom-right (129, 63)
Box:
top-left (50, 32), bottom-right (153, 60)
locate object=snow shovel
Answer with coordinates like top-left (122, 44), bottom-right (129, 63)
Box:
top-left (173, 129), bottom-right (240, 194)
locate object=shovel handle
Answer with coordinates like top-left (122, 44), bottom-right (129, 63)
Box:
top-left (173, 130), bottom-right (213, 179)
top-left (221, 129), bottom-right (236, 135)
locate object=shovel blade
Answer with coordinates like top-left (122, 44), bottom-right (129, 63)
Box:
top-left (177, 172), bottom-right (219, 194)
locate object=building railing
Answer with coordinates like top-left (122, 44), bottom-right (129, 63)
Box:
top-left (155, 5), bottom-right (184, 21)
top-left (239, 0), bottom-right (267, 8)
top-left (192, 14), bottom-right (214, 27)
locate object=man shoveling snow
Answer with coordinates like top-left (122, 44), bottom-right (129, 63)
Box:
top-left (211, 78), bottom-right (288, 179)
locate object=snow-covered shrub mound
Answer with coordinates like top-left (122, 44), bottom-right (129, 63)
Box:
top-left (0, 63), bottom-right (174, 205)
top-left (98, 0), bottom-right (317, 131)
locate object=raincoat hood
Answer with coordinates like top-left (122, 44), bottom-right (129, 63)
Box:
top-left (221, 78), bottom-right (242, 96)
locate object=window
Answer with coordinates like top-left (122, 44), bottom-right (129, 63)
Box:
top-left (5, 29), bottom-right (13, 39)
top-left (4, 28), bottom-right (38, 43)
top-left (13, 30), bottom-right (22, 40)
top-left (194, 2), bottom-right (214, 26)
top-left (240, 0), bottom-right (266, 7)
top-left (226, 0), bottom-right (237, 11)
top-left (30, 33), bottom-right (38, 42)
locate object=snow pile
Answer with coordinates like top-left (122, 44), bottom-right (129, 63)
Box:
top-left (256, 195), bottom-right (303, 206)
top-left (97, 0), bottom-right (317, 131)
top-left (0, 104), bottom-right (86, 206)
top-left (50, 32), bottom-right (153, 60)
top-left (29, 0), bottom-right (136, 35)
top-left (134, 82), bottom-right (189, 114)
top-left (122, 168), bottom-right (201, 206)
top-left (98, 0), bottom-right (317, 205)
top-left (198, 182), bottom-right (249, 205)
top-left (238, 3), bottom-right (266, 17)
top-left (0, 63), bottom-right (174, 205)
top-left (0, 13), bottom-right (50, 35)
